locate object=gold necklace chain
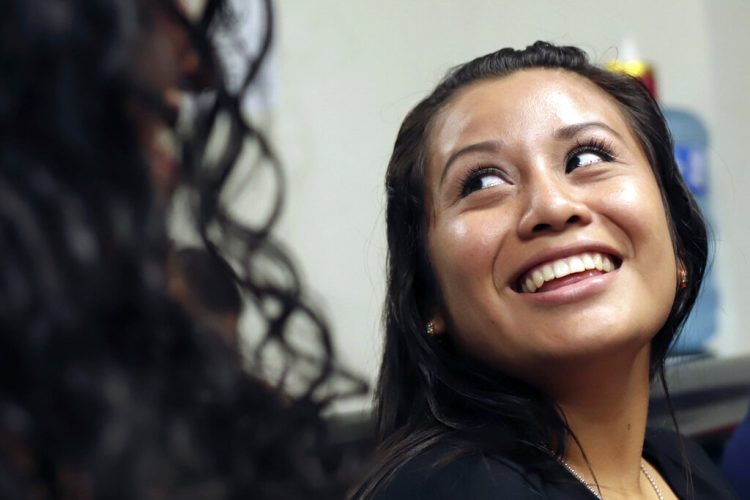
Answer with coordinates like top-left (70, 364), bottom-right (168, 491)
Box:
top-left (559, 459), bottom-right (665, 499)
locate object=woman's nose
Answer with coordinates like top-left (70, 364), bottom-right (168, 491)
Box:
top-left (516, 173), bottom-right (592, 238)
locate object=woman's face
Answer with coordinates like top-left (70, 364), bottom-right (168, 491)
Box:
top-left (132, 4), bottom-right (200, 201)
top-left (424, 69), bottom-right (677, 382)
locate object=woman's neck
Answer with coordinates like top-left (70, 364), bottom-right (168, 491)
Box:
top-left (547, 345), bottom-right (655, 497)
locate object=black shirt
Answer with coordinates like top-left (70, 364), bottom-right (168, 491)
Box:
top-left (374, 429), bottom-right (737, 499)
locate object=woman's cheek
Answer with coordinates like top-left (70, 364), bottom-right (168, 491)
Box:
top-left (609, 176), bottom-right (670, 243)
top-left (439, 214), bottom-right (498, 266)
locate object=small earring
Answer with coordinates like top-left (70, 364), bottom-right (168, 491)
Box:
top-left (678, 269), bottom-right (688, 289)
top-left (426, 321), bottom-right (436, 336)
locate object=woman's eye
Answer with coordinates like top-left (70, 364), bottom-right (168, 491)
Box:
top-left (565, 148), bottom-right (612, 173)
top-left (461, 168), bottom-right (505, 197)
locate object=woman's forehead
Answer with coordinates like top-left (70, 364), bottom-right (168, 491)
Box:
top-left (426, 69), bottom-right (633, 168)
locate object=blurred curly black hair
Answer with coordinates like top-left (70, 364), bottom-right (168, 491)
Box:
top-left (0, 0), bottom-right (366, 498)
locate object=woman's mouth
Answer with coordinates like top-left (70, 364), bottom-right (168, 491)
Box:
top-left (517, 252), bottom-right (620, 293)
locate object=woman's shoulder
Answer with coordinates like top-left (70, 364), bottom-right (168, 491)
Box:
top-left (372, 443), bottom-right (545, 500)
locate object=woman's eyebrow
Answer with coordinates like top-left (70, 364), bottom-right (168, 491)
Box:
top-left (554, 121), bottom-right (623, 140)
top-left (440, 140), bottom-right (503, 185)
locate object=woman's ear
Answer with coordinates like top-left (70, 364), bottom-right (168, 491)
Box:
top-left (426, 315), bottom-right (446, 337)
top-left (677, 261), bottom-right (688, 289)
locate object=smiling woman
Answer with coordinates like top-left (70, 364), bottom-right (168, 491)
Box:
top-left (353, 42), bottom-right (736, 499)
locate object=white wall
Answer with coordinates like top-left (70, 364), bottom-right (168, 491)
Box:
top-left (243, 0), bottom-right (750, 409)
top-left (702, 1), bottom-right (750, 355)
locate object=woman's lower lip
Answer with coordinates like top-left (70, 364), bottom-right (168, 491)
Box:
top-left (518, 269), bottom-right (617, 304)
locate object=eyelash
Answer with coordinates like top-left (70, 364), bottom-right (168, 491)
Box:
top-left (565, 137), bottom-right (616, 173)
top-left (458, 166), bottom-right (505, 198)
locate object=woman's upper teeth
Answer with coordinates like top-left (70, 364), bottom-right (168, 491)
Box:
top-left (520, 252), bottom-right (615, 293)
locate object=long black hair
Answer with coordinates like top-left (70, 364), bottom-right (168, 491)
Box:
top-left (354, 41), bottom-right (707, 498)
top-left (0, 0), bottom-right (365, 498)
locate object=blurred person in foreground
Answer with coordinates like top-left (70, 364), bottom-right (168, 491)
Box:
top-left (0, 0), bottom-right (365, 498)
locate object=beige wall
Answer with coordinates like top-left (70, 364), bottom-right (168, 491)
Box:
top-left (230, 0), bottom-right (750, 410)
